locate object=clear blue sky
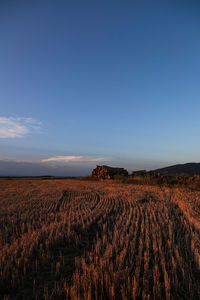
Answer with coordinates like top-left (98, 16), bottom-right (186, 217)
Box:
top-left (0, 0), bottom-right (200, 175)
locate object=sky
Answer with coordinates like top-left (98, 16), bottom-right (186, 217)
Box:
top-left (0, 0), bottom-right (200, 176)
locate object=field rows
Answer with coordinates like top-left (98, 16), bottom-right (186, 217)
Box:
top-left (0, 179), bottom-right (200, 299)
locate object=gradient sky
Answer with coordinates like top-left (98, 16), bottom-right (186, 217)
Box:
top-left (1, 0), bottom-right (200, 175)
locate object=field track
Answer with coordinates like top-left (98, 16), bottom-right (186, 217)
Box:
top-left (0, 179), bottom-right (200, 300)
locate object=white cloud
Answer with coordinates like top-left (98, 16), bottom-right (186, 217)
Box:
top-left (0, 117), bottom-right (42, 138)
top-left (41, 155), bottom-right (112, 163)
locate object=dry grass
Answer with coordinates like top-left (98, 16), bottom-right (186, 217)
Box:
top-left (0, 178), bottom-right (200, 299)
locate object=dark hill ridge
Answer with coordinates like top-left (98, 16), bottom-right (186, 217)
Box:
top-left (154, 162), bottom-right (200, 175)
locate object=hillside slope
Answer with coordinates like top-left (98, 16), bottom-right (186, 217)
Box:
top-left (155, 162), bottom-right (200, 175)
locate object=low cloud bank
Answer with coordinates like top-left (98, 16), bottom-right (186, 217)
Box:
top-left (0, 160), bottom-right (91, 177)
top-left (0, 155), bottom-right (113, 176)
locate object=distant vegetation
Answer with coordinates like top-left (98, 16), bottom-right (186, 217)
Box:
top-left (92, 165), bottom-right (128, 180)
top-left (122, 173), bottom-right (200, 191)
top-left (87, 164), bottom-right (200, 191)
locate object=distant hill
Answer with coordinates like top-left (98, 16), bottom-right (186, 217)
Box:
top-left (154, 163), bottom-right (200, 176)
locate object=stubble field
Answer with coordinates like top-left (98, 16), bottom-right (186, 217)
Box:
top-left (0, 178), bottom-right (200, 300)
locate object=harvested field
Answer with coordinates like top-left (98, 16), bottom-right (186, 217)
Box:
top-left (0, 179), bottom-right (200, 300)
